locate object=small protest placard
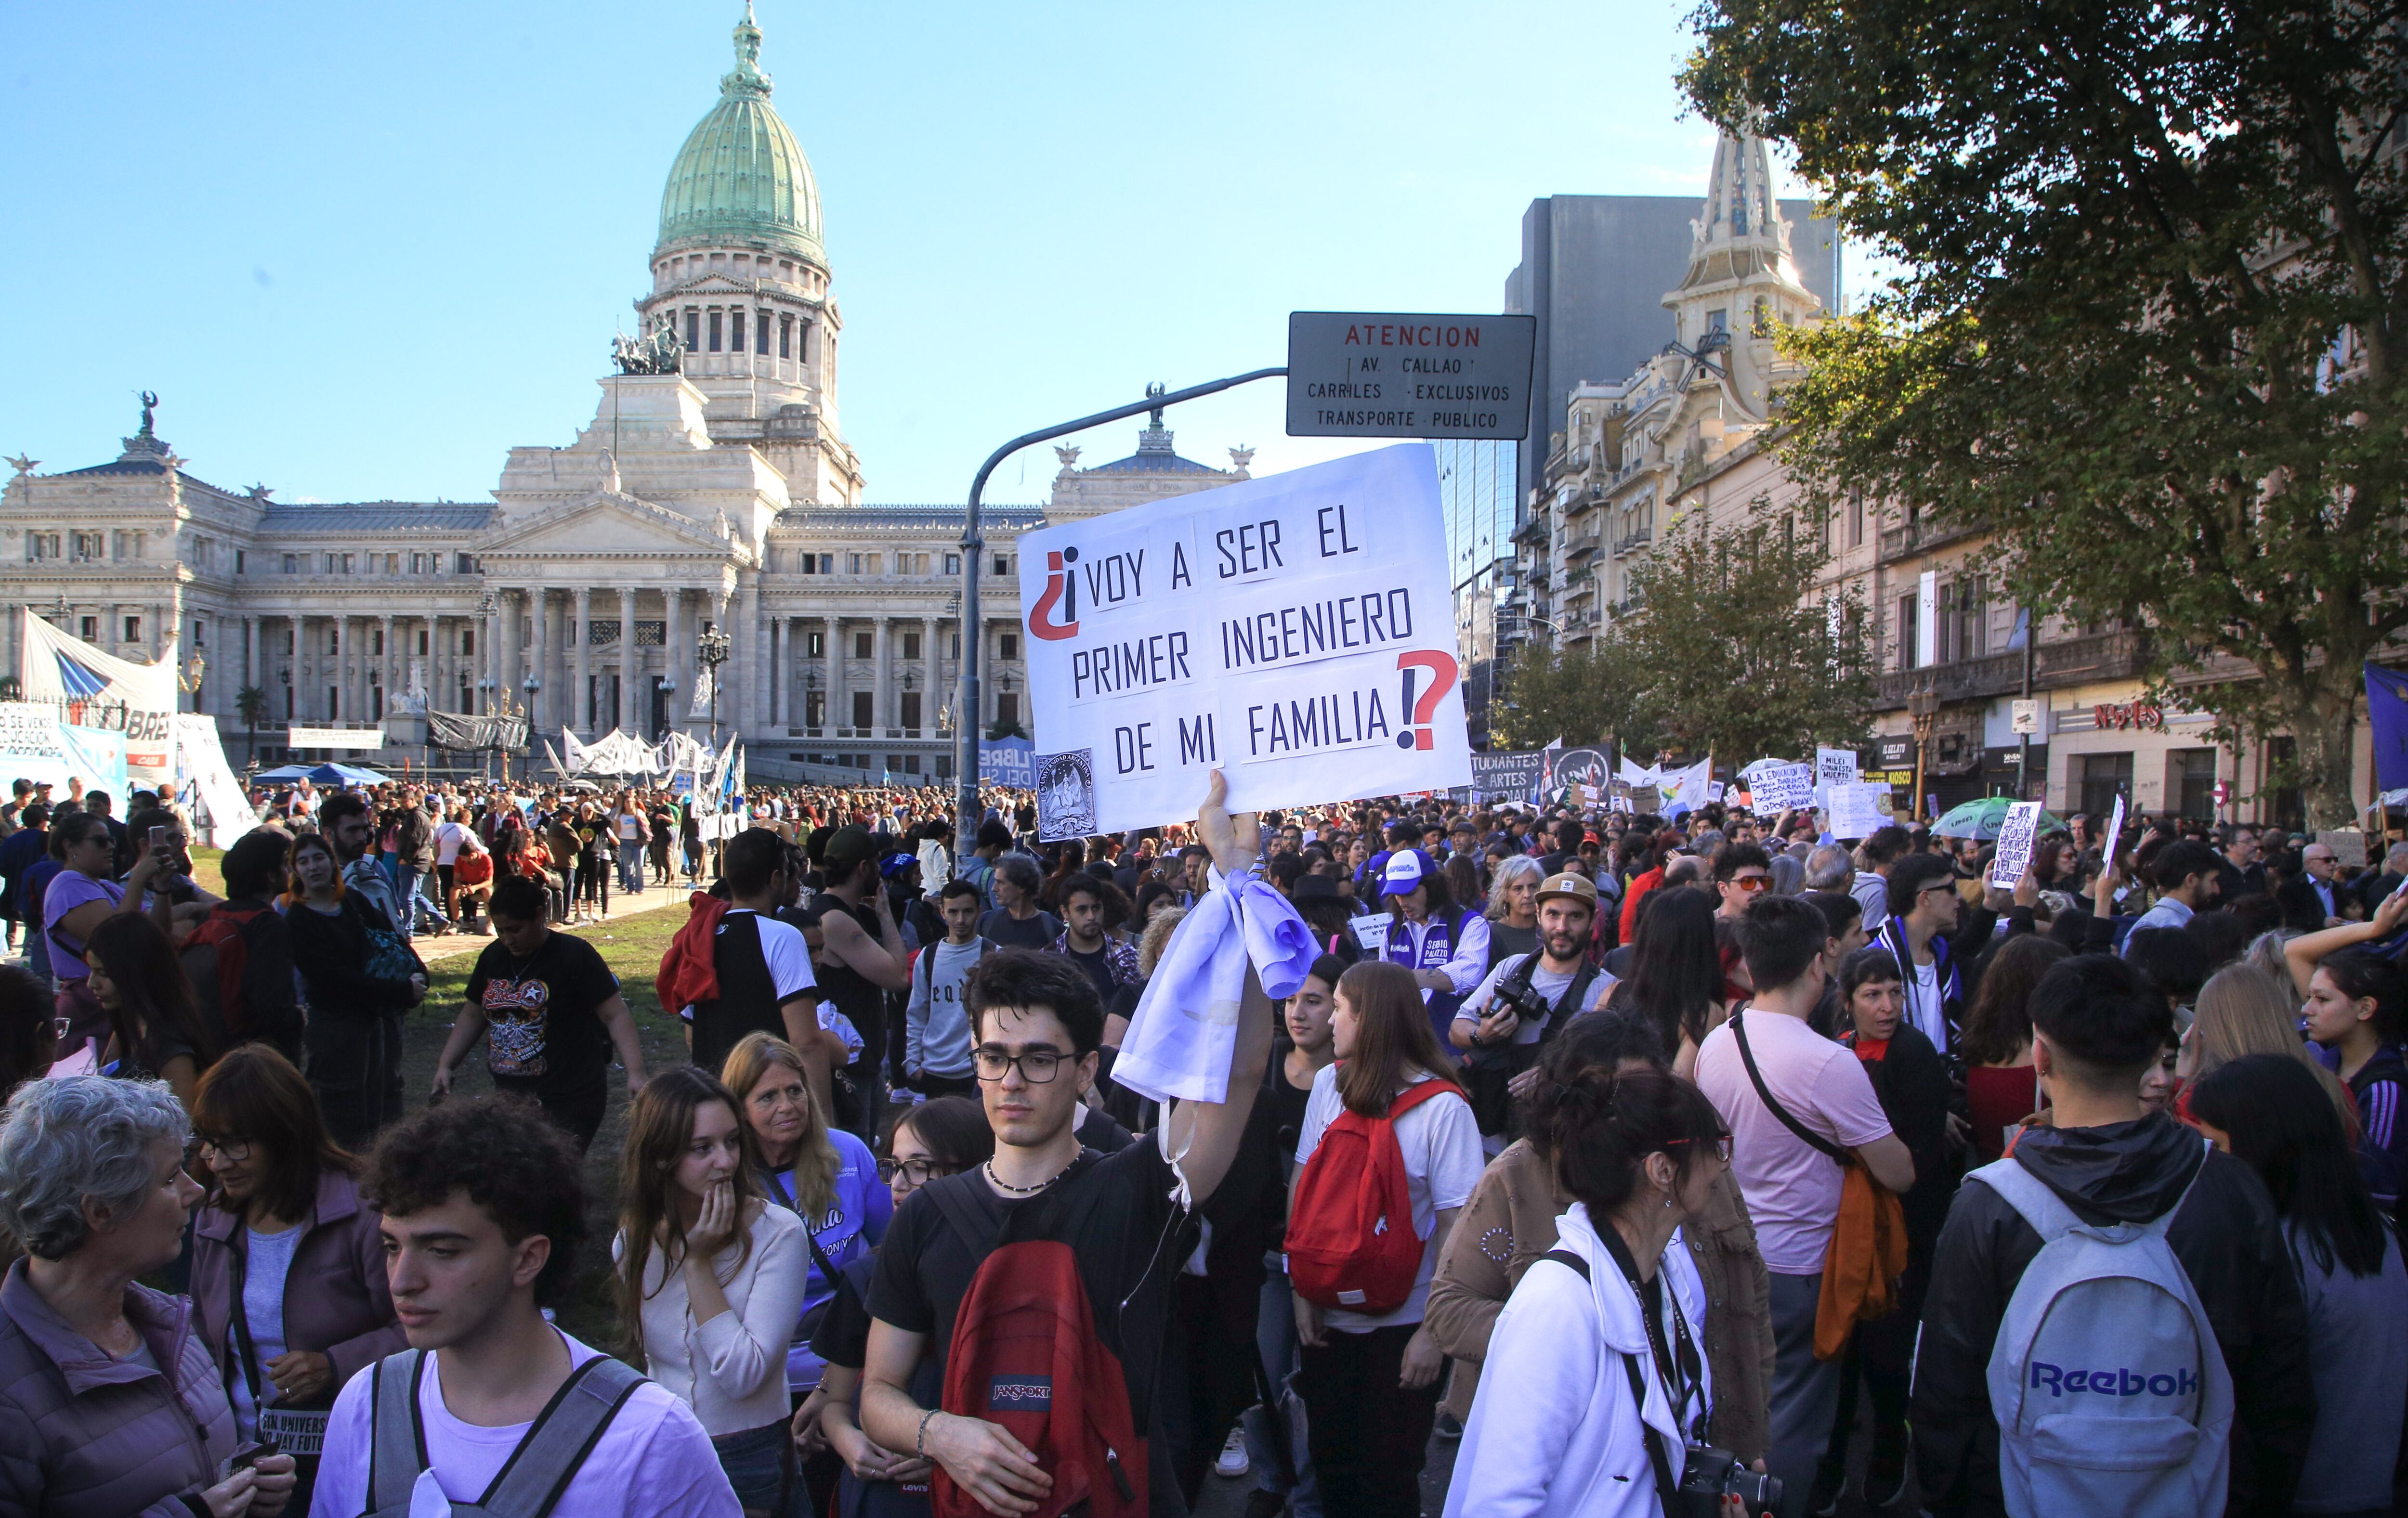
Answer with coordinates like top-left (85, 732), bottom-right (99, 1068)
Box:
top-left (1817, 747), bottom-right (1861, 788)
top-left (2318, 830), bottom-right (2369, 869)
top-left (1989, 801), bottom-right (2045, 889)
top-left (2101, 795), bottom-right (2127, 864)
top-left (1829, 782), bottom-right (1888, 840)
top-left (1351, 912), bottom-right (1394, 957)
top-left (1751, 762), bottom-right (1816, 812)
top-left (1018, 445), bottom-right (1469, 838)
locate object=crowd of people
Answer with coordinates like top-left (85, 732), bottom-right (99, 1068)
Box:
top-left (0, 765), bottom-right (2402, 1518)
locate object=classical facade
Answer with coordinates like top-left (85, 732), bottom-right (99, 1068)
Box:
top-left (1, 6), bottom-right (1245, 783)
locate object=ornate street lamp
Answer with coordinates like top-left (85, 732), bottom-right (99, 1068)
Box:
top-left (697, 625), bottom-right (732, 752)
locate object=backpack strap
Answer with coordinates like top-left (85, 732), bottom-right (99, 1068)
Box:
top-left (1730, 1011), bottom-right (1850, 1164)
top-left (1386, 1078), bottom-right (1467, 1122)
top-left (476, 1355), bottom-right (649, 1518)
top-left (1539, 1250), bottom-right (1684, 1514)
top-left (1974, 1139), bottom-right (2210, 1244)
top-left (367, 1348), bottom-right (430, 1514)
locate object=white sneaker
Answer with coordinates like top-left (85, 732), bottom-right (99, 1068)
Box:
top-left (1214, 1426), bottom-right (1251, 1479)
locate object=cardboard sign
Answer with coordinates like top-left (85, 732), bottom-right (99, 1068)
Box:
top-left (1351, 912), bottom-right (1395, 957)
top-left (1017, 445), bottom-right (1469, 839)
top-left (2101, 794), bottom-right (2127, 865)
top-left (1751, 762), bottom-right (1817, 812)
top-left (1989, 801), bottom-right (2045, 888)
top-left (1817, 747), bottom-right (1861, 788)
top-left (2318, 829), bottom-right (2369, 869)
top-left (1829, 781), bottom-right (1888, 840)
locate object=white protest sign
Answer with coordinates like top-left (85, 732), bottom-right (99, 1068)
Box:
top-left (1351, 912), bottom-right (1394, 957)
top-left (1816, 747), bottom-right (1861, 788)
top-left (1829, 781), bottom-right (1887, 839)
top-left (2101, 794), bottom-right (2127, 865)
top-left (1751, 761), bottom-right (1816, 811)
top-left (1017, 444), bottom-right (1469, 839)
top-left (1989, 801), bottom-right (2045, 889)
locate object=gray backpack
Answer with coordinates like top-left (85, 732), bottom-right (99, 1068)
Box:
top-left (1973, 1146), bottom-right (2234, 1518)
top-left (364, 1348), bottom-right (649, 1517)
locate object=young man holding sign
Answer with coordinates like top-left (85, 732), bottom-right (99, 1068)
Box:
top-left (858, 774), bottom-right (1289, 1518)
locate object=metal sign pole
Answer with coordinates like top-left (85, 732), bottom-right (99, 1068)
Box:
top-left (952, 368), bottom-right (1288, 873)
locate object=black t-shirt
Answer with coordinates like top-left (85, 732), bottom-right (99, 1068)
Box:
top-left (868, 1139), bottom-right (1192, 1510)
top-left (811, 1254), bottom-right (880, 1372)
top-left (1062, 943), bottom-right (1118, 1010)
top-left (978, 908), bottom-right (1060, 951)
top-left (463, 931), bottom-right (620, 1095)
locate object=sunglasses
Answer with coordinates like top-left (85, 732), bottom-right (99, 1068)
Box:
top-left (1729, 875), bottom-right (1772, 893)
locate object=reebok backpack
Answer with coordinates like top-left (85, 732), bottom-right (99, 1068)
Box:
top-left (924, 1158), bottom-right (1149, 1518)
top-left (1287, 1078), bottom-right (1466, 1313)
top-left (1972, 1147), bottom-right (2235, 1518)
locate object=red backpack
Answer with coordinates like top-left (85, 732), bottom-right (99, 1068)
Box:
top-left (1287, 1077), bottom-right (1467, 1313)
top-left (180, 905), bottom-right (271, 1045)
top-left (923, 1158), bottom-right (1147, 1518)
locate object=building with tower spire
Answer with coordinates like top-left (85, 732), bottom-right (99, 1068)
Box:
top-left (2, 5), bottom-right (1244, 784)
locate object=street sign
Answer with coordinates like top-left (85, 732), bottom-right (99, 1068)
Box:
top-left (2010, 698), bottom-right (2044, 736)
top-left (1286, 312), bottom-right (1535, 440)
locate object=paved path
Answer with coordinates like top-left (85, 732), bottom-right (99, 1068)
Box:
top-left (408, 880), bottom-right (694, 964)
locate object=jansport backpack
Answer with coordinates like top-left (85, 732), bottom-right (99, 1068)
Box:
top-left (923, 1156), bottom-right (1148, 1518)
top-left (1287, 1077), bottom-right (1466, 1313)
top-left (364, 1348), bottom-right (648, 1517)
top-left (1972, 1145), bottom-right (2235, 1518)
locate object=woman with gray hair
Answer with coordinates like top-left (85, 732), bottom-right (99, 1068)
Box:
top-left (0, 1076), bottom-right (298, 1515)
top-left (1484, 855), bottom-right (1544, 968)
top-left (1768, 852), bottom-right (1806, 898)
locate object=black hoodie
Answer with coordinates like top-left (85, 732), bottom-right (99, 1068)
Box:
top-left (1910, 1111), bottom-right (2315, 1518)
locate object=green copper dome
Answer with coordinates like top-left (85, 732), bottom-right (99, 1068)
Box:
top-left (655, 5), bottom-right (824, 266)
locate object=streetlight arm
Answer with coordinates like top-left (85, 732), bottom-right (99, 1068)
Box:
top-left (953, 367), bottom-right (1289, 869)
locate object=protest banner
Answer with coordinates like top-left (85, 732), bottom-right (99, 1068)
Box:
top-left (1750, 761), bottom-right (1816, 811)
top-left (2317, 829), bottom-right (2369, 869)
top-left (1829, 781), bottom-right (1888, 839)
top-left (1469, 749), bottom-right (1545, 800)
top-left (979, 739), bottom-right (1036, 788)
top-left (1816, 746), bottom-right (1861, 789)
top-left (2100, 794), bottom-right (2127, 865)
top-left (0, 701), bottom-right (127, 795)
top-left (1989, 801), bottom-right (2045, 888)
top-left (16, 613), bottom-right (177, 786)
top-left (1017, 444), bottom-right (1469, 838)
top-left (174, 717), bottom-right (255, 849)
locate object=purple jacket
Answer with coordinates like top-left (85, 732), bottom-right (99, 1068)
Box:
top-left (0, 1258), bottom-right (237, 1516)
top-left (189, 1169), bottom-right (407, 1408)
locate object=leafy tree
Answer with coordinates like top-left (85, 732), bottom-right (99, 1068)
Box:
top-left (1618, 494), bottom-right (1875, 763)
top-left (1687, 0), bottom-right (2408, 825)
top-left (1491, 636), bottom-right (1663, 753)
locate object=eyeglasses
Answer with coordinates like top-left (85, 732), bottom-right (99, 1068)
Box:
top-left (876, 1158), bottom-right (949, 1187)
top-left (1728, 875), bottom-right (1771, 893)
top-left (1669, 1135), bottom-right (1735, 1164)
top-left (972, 1048), bottom-right (1066, 1084)
top-left (196, 1134), bottom-right (254, 1162)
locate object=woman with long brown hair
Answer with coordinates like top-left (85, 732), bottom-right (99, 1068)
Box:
top-left (187, 1045), bottom-right (405, 1511)
top-left (1957, 932), bottom-right (2069, 1162)
top-left (284, 828), bottom-right (426, 1150)
top-left (720, 1032), bottom-right (892, 1407)
top-left (614, 1065), bottom-right (811, 1517)
top-left (83, 911), bottom-right (218, 1112)
top-left (1292, 959), bottom-right (1484, 1518)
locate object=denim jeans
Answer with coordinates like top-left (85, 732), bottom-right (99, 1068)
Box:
top-left (711, 1420), bottom-right (798, 1516)
top-left (1244, 1269), bottom-right (1322, 1517)
top-left (617, 839), bottom-right (646, 894)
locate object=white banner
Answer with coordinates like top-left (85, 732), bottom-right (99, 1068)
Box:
top-left (0, 701), bottom-right (127, 796)
top-left (17, 612), bottom-right (177, 784)
top-left (175, 718), bottom-right (257, 848)
top-left (1751, 761), bottom-right (1816, 811)
top-left (1016, 444), bottom-right (1469, 838)
top-left (287, 726), bottom-right (387, 752)
top-left (1829, 781), bottom-right (1889, 840)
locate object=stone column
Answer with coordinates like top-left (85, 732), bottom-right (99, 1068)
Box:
top-left (571, 588), bottom-right (592, 738)
top-left (734, 574), bottom-right (761, 737)
top-left (244, 616), bottom-right (260, 699)
top-left (775, 617), bottom-right (793, 727)
top-left (923, 616), bottom-right (940, 736)
top-left (669, 589), bottom-right (692, 733)
top-left (872, 618), bottom-right (891, 740)
top-left (498, 592), bottom-right (522, 723)
top-left (825, 616), bottom-right (843, 735)
top-left (617, 586), bottom-right (640, 737)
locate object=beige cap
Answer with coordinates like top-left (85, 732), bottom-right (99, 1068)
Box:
top-left (1536, 871), bottom-right (1598, 909)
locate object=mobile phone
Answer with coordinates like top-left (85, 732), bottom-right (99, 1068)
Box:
top-left (228, 1438), bottom-right (275, 1473)
top-left (148, 824), bottom-right (167, 848)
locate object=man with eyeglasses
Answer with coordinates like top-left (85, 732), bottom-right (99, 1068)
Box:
top-left (1873, 852), bottom-right (2001, 1061)
top-left (859, 773), bottom-right (1293, 1518)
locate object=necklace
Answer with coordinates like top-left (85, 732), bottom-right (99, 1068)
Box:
top-left (983, 1155), bottom-right (1076, 1195)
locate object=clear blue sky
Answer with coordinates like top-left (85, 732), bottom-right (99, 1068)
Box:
top-left (0, 0), bottom-right (1813, 506)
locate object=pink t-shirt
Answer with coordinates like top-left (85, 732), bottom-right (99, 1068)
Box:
top-left (1694, 1009), bottom-right (1895, 1274)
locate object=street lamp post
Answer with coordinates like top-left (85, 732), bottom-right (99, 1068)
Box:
top-left (952, 367), bottom-right (1288, 868)
top-left (1907, 680), bottom-right (1942, 824)
top-left (697, 625), bottom-right (732, 754)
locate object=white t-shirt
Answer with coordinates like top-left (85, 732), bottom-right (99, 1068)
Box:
top-left (228, 1221), bottom-right (301, 1440)
top-left (1453, 952), bottom-right (1608, 1044)
top-left (312, 1331), bottom-right (741, 1517)
top-left (1296, 1066), bottom-right (1484, 1331)
top-left (1694, 1010), bottom-right (1895, 1274)
top-left (678, 908), bottom-right (816, 1022)
top-left (434, 821), bottom-right (471, 866)
top-left (1904, 956), bottom-right (1944, 1051)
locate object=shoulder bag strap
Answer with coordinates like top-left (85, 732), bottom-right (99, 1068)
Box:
top-left (480, 1356), bottom-right (649, 1518)
top-left (367, 1348), bottom-right (429, 1513)
top-left (1543, 1250), bottom-right (1683, 1511)
top-left (1731, 1012), bottom-right (1850, 1164)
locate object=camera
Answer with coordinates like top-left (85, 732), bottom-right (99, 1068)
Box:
top-left (1677, 1444), bottom-right (1780, 1516)
top-left (1485, 972), bottom-right (1555, 1029)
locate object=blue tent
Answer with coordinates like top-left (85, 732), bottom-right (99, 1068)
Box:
top-left (250, 764), bottom-right (315, 783)
top-left (310, 763), bottom-right (393, 787)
